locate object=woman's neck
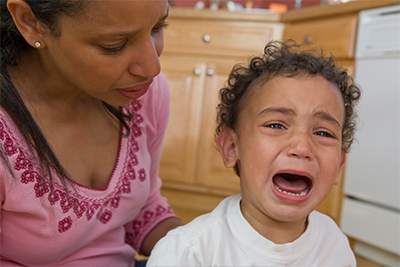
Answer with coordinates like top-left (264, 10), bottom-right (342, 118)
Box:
top-left (9, 50), bottom-right (96, 110)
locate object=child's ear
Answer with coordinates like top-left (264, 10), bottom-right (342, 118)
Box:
top-left (335, 150), bottom-right (347, 185)
top-left (7, 0), bottom-right (46, 48)
top-left (217, 128), bottom-right (238, 168)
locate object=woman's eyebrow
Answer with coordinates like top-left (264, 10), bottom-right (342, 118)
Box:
top-left (98, 7), bottom-right (169, 38)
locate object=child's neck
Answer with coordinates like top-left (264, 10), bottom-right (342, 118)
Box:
top-left (240, 201), bottom-right (308, 245)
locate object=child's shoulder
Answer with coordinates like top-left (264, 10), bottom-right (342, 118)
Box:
top-left (308, 210), bottom-right (347, 240)
top-left (147, 195), bottom-right (241, 266)
top-left (309, 210), bottom-right (340, 228)
top-left (169, 195), bottom-right (240, 238)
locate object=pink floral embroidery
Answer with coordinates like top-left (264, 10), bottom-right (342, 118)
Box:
top-left (99, 209), bottom-right (112, 224)
top-left (34, 180), bottom-right (50, 197)
top-left (128, 205), bottom-right (174, 248)
top-left (0, 122), bottom-right (18, 156)
top-left (86, 203), bottom-right (101, 221)
top-left (21, 170), bottom-right (39, 184)
top-left (0, 100), bottom-right (147, 233)
top-left (130, 100), bottom-right (142, 113)
top-left (138, 168), bottom-right (146, 182)
top-left (58, 216), bottom-right (72, 233)
top-left (134, 114), bottom-right (144, 124)
top-left (131, 140), bottom-right (139, 152)
top-left (14, 151), bottom-right (31, 171)
top-left (118, 178), bottom-right (132, 195)
top-left (105, 196), bottom-right (120, 209)
top-left (59, 192), bottom-right (73, 213)
top-left (143, 210), bottom-right (155, 224)
top-left (48, 190), bottom-right (61, 205)
top-left (130, 154), bottom-right (139, 167)
top-left (73, 199), bottom-right (89, 219)
top-left (131, 124), bottom-right (142, 138)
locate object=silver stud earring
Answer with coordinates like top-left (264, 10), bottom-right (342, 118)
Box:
top-left (34, 41), bottom-right (41, 48)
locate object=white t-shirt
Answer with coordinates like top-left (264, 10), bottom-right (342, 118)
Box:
top-left (148, 195), bottom-right (356, 267)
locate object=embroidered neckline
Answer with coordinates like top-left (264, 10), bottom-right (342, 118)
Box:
top-left (0, 100), bottom-right (148, 232)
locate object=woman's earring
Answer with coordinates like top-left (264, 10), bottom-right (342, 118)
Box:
top-left (34, 41), bottom-right (41, 48)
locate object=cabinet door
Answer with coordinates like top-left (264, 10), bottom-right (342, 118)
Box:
top-left (284, 15), bottom-right (357, 59)
top-left (159, 54), bottom-right (206, 184)
top-left (196, 57), bottom-right (244, 192)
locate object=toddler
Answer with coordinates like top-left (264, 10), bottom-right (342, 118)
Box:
top-left (147, 40), bottom-right (361, 266)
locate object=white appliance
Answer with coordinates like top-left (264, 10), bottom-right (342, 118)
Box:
top-left (340, 5), bottom-right (400, 266)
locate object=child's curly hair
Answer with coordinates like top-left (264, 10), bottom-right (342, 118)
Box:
top-left (216, 40), bottom-right (361, 172)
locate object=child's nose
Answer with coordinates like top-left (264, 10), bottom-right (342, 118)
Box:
top-left (286, 132), bottom-right (314, 161)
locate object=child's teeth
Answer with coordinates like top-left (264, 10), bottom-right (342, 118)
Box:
top-left (274, 184), bottom-right (309, 196)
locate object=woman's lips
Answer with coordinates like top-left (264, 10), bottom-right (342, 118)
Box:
top-left (118, 80), bottom-right (153, 100)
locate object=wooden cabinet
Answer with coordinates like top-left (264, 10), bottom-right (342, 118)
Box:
top-left (281, 0), bottom-right (399, 224)
top-left (283, 14), bottom-right (358, 77)
top-left (159, 8), bottom-right (284, 223)
top-left (159, 54), bottom-right (240, 190)
top-left (283, 14), bottom-right (358, 227)
top-left (284, 15), bottom-right (358, 59)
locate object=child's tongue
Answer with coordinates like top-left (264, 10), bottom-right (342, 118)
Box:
top-left (273, 174), bottom-right (308, 194)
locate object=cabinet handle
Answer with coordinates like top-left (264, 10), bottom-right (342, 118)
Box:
top-left (304, 35), bottom-right (314, 44)
top-left (202, 34), bottom-right (211, 43)
top-left (206, 68), bottom-right (215, 76)
top-left (193, 67), bottom-right (202, 76)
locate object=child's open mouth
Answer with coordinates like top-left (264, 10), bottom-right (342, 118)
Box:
top-left (273, 173), bottom-right (312, 197)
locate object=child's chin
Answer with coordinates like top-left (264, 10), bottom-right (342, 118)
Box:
top-left (270, 206), bottom-right (314, 223)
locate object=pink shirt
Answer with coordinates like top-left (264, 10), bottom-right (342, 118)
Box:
top-left (0, 73), bottom-right (176, 266)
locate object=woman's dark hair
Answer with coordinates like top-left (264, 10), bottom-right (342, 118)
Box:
top-left (216, 40), bottom-right (361, 176)
top-left (0, 0), bottom-right (131, 189)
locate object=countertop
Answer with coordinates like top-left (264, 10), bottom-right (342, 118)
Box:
top-left (169, 0), bottom-right (399, 23)
top-left (168, 7), bottom-right (281, 22)
top-left (281, 0), bottom-right (399, 22)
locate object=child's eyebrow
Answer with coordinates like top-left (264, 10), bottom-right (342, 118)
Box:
top-left (314, 111), bottom-right (342, 128)
top-left (258, 107), bottom-right (296, 116)
top-left (257, 107), bottom-right (295, 116)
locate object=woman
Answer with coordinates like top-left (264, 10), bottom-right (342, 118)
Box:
top-left (0, 0), bottom-right (182, 266)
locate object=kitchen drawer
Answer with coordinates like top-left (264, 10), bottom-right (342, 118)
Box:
top-left (284, 15), bottom-right (358, 58)
top-left (163, 19), bottom-right (280, 57)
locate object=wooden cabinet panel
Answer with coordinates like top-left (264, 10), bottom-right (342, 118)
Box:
top-left (164, 19), bottom-right (279, 57)
top-left (196, 61), bottom-right (241, 191)
top-left (159, 55), bottom-right (205, 184)
top-left (160, 53), bottom-right (243, 189)
top-left (159, 8), bottom-right (284, 222)
top-left (284, 15), bottom-right (358, 59)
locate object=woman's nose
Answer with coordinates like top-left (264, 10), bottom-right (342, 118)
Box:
top-left (286, 132), bottom-right (314, 161)
top-left (128, 38), bottom-right (161, 79)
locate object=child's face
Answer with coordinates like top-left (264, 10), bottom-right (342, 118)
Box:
top-left (218, 74), bottom-right (346, 226)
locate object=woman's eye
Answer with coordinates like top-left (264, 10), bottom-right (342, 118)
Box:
top-left (100, 42), bottom-right (127, 54)
top-left (315, 131), bottom-right (334, 138)
top-left (265, 123), bottom-right (286, 130)
top-left (152, 22), bottom-right (168, 34)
